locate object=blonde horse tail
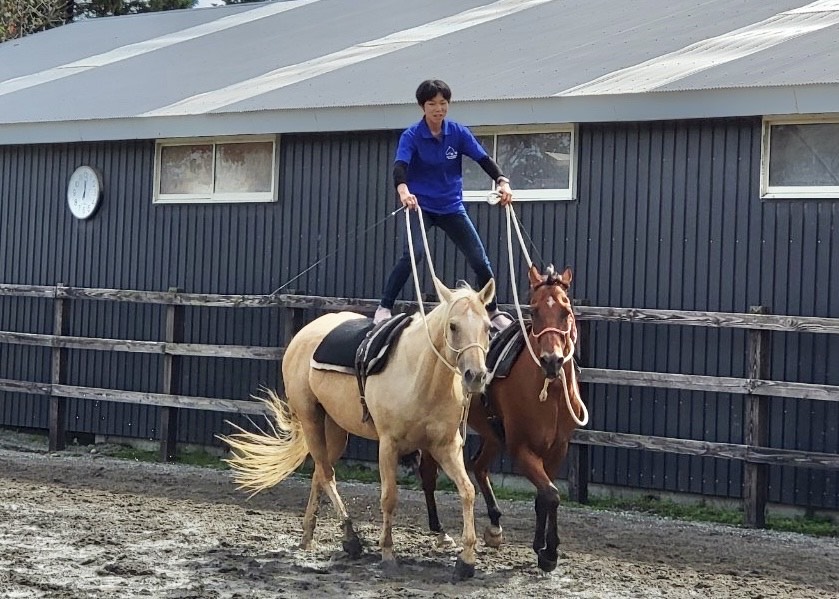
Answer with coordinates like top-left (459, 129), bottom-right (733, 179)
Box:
top-left (218, 388), bottom-right (309, 496)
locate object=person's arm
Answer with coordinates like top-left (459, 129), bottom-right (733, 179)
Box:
top-left (477, 156), bottom-right (513, 206)
top-left (392, 161), bottom-right (417, 210)
top-left (461, 124), bottom-right (513, 206)
top-left (393, 130), bottom-right (419, 210)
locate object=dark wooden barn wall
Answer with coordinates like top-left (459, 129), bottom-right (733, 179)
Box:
top-left (1, 119), bottom-right (836, 508)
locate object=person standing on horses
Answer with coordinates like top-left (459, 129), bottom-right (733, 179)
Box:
top-left (374, 79), bottom-right (515, 331)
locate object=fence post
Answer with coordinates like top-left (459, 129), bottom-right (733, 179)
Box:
top-left (567, 299), bottom-right (590, 504)
top-left (744, 305), bottom-right (770, 528)
top-left (49, 284), bottom-right (69, 452)
top-left (279, 291), bottom-right (306, 395)
top-left (159, 288), bottom-right (184, 462)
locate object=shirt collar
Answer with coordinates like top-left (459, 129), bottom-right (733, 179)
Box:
top-left (418, 118), bottom-right (450, 139)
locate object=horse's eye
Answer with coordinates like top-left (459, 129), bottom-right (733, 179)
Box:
top-left (449, 323), bottom-right (457, 333)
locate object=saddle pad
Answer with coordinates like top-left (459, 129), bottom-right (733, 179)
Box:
top-left (486, 321), bottom-right (528, 381)
top-left (355, 313), bottom-right (413, 376)
top-left (312, 317), bottom-right (376, 373)
top-left (311, 313), bottom-right (412, 375)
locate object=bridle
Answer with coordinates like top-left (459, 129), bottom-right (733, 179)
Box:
top-left (530, 282), bottom-right (576, 366)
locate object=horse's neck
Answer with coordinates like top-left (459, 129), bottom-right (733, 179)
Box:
top-left (401, 306), bottom-right (457, 392)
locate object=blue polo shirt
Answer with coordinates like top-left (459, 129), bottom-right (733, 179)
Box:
top-left (395, 118), bottom-right (488, 215)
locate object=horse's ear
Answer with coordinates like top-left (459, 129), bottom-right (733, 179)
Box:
top-left (559, 267), bottom-right (573, 288)
top-left (432, 276), bottom-right (453, 303)
top-left (478, 277), bottom-right (495, 307)
top-left (527, 264), bottom-right (542, 288)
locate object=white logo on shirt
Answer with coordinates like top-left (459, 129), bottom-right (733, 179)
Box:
top-left (445, 146), bottom-right (458, 160)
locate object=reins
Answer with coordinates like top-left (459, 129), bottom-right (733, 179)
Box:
top-left (494, 193), bottom-right (589, 427)
top-left (405, 205), bottom-right (489, 446)
top-left (405, 206), bottom-right (488, 374)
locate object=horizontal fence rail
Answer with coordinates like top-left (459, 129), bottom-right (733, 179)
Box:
top-left (1, 282), bottom-right (838, 526)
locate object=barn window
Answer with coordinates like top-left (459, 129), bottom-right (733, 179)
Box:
top-left (462, 126), bottom-right (576, 201)
top-left (153, 135), bottom-right (278, 204)
top-left (762, 119), bottom-right (839, 199)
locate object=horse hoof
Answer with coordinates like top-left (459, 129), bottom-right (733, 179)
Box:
top-left (453, 556), bottom-right (476, 581)
top-left (380, 559), bottom-right (400, 577)
top-left (342, 536), bottom-right (363, 558)
top-left (483, 526), bottom-right (503, 549)
top-left (537, 552), bottom-right (558, 573)
top-left (436, 532), bottom-right (457, 549)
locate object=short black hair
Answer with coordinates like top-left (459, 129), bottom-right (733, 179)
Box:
top-left (415, 79), bottom-right (452, 106)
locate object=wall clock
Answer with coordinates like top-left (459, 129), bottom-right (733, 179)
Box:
top-left (67, 165), bottom-right (103, 220)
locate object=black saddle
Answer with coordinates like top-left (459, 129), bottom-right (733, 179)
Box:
top-left (312, 317), bottom-right (376, 372)
top-left (486, 321), bottom-right (528, 380)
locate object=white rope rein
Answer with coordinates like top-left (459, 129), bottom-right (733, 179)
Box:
top-left (494, 194), bottom-right (589, 427)
top-left (405, 205), bottom-right (488, 445)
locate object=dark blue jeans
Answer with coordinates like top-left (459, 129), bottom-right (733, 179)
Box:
top-left (381, 209), bottom-right (498, 312)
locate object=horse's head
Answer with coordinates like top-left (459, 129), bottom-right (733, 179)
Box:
top-left (433, 276), bottom-right (494, 394)
top-left (528, 264), bottom-right (576, 379)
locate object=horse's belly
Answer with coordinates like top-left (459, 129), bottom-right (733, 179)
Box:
top-left (308, 369), bottom-right (378, 441)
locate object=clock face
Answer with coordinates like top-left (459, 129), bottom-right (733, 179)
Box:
top-left (67, 165), bottom-right (102, 220)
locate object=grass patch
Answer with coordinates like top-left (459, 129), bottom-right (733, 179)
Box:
top-left (573, 495), bottom-right (838, 537)
top-left (108, 446), bottom-right (228, 469)
top-left (767, 513), bottom-right (838, 537)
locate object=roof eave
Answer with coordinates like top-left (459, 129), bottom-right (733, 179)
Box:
top-left (1, 84), bottom-right (838, 145)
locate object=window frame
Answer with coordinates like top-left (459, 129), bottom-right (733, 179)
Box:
top-left (153, 134), bottom-right (280, 204)
top-left (462, 124), bottom-right (577, 203)
top-left (761, 115), bottom-right (839, 200)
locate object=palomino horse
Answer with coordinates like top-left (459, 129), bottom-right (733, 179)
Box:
top-left (418, 265), bottom-right (585, 572)
top-left (220, 277), bottom-right (495, 579)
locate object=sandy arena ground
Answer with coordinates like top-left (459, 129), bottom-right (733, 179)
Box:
top-left (1, 434), bottom-right (837, 599)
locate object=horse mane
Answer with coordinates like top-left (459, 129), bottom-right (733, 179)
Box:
top-left (539, 264), bottom-right (563, 289)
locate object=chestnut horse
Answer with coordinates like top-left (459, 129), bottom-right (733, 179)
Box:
top-left (418, 264), bottom-right (586, 572)
top-left (220, 277), bottom-right (495, 580)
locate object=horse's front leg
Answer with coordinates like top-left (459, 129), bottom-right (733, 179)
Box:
top-left (377, 438), bottom-right (400, 571)
top-left (535, 483), bottom-right (561, 572)
top-left (515, 447), bottom-right (560, 572)
top-left (431, 439), bottom-right (477, 581)
top-left (418, 453), bottom-right (456, 548)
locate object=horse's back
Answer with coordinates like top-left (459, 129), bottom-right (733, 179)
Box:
top-left (282, 312), bottom-right (365, 391)
top-left (282, 311), bottom-right (375, 439)
top-left (284, 312), bottom-right (366, 358)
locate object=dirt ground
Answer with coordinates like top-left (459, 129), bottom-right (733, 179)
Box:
top-left (1, 434), bottom-right (837, 599)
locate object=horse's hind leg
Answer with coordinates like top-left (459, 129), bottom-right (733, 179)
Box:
top-left (297, 403), bottom-right (359, 556)
top-left (429, 441), bottom-right (477, 581)
top-left (468, 424), bottom-right (505, 548)
top-left (299, 476), bottom-right (321, 550)
top-left (323, 415), bottom-right (362, 557)
top-left (418, 453), bottom-right (456, 548)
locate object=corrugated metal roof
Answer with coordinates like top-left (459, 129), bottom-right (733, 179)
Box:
top-left (1, 0), bottom-right (837, 143)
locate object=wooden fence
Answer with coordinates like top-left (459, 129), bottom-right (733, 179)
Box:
top-left (1, 282), bottom-right (838, 528)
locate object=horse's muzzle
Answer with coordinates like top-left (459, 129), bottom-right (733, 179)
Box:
top-left (461, 367), bottom-right (488, 394)
top-left (539, 354), bottom-right (562, 380)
